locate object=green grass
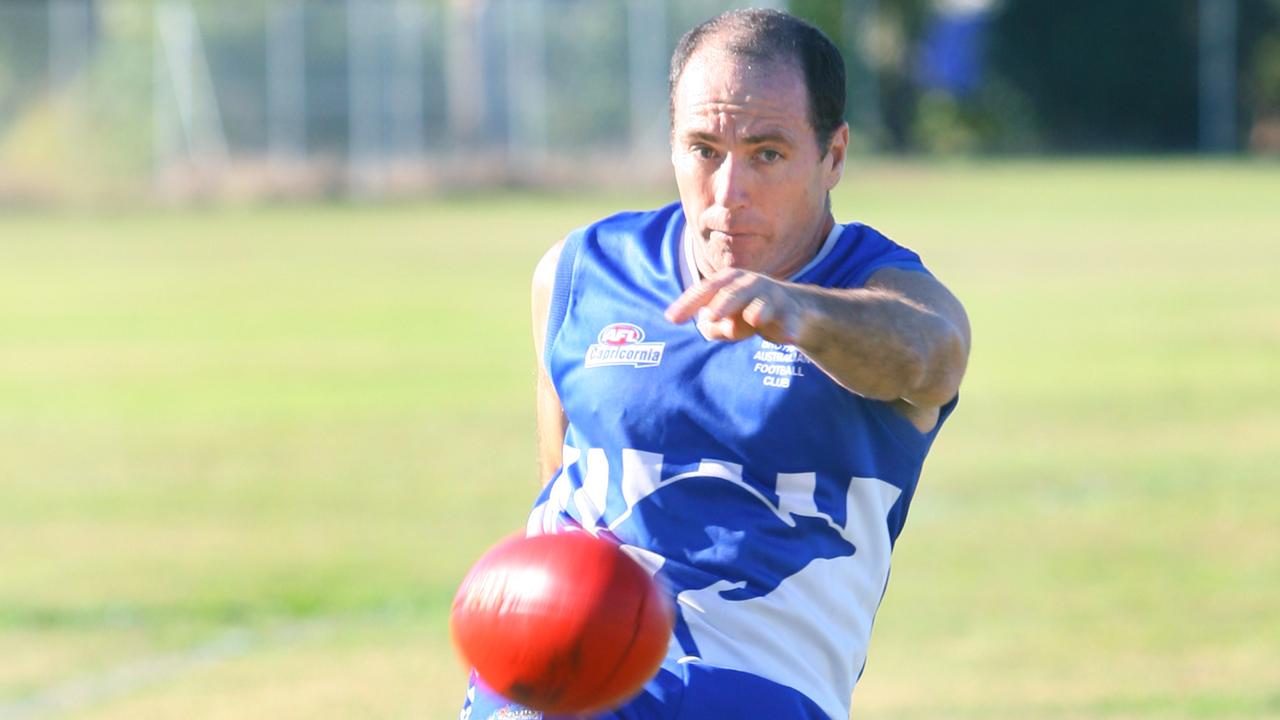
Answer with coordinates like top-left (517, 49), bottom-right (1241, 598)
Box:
top-left (1, 159), bottom-right (1278, 719)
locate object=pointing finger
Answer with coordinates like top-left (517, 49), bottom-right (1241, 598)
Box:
top-left (705, 275), bottom-right (770, 321)
top-left (665, 270), bottom-right (742, 324)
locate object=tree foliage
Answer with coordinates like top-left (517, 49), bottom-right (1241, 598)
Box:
top-left (988, 0), bottom-right (1280, 152)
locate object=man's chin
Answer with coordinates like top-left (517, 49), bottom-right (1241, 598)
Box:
top-left (707, 252), bottom-right (766, 277)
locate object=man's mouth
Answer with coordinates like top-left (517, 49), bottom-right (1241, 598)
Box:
top-left (708, 229), bottom-right (758, 241)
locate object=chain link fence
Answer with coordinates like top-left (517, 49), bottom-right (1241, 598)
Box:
top-left (0, 0), bottom-right (792, 202)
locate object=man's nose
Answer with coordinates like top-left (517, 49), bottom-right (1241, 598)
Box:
top-left (712, 153), bottom-right (750, 209)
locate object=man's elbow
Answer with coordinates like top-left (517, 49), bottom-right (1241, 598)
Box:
top-left (902, 319), bottom-right (968, 408)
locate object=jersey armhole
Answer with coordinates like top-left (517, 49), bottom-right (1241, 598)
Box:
top-left (867, 391), bottom-right (960, 454)
top-left (543, 229), bottom-right (586, 370)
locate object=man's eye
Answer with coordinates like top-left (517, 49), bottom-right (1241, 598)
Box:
top-left (693, 145), bottom-right (717, 159)
top-left (758, 149), bottom-right (782, 163)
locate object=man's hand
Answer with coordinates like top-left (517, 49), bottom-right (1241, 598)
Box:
top-left (665, 269), bottom-right (808, 345)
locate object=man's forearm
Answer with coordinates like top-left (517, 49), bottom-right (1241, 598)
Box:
top-left (790, 283), bottom-right (967, 407)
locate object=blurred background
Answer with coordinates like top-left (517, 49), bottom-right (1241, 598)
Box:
top-left (2, 1), bottom-right (1278, 719)
top-left (1, 0), bottom-right (1279, 201)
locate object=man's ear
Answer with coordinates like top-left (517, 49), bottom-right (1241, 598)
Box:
top-left (825, 123), bottom-right (850, 190)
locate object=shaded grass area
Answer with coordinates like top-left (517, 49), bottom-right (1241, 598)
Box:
top-left (1, 160), bottom-right (1277, 718)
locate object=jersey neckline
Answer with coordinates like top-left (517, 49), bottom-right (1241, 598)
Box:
top-left (676, 214), bottom-right (846, 293)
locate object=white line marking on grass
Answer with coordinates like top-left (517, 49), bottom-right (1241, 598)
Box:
top-left (0, 620), bottom-right (327, 720)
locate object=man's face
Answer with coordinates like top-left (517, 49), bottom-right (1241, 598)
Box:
top-left (671, 48), bottom-right (847, 279)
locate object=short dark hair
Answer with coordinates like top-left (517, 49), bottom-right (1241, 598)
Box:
top-left (668, 9), bottom-right (847, 152)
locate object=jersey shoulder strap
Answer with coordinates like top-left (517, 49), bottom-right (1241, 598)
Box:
top-left (543, 205), bottom-right (681, 367)
top-left (543, 228), bottom-right (585, 367)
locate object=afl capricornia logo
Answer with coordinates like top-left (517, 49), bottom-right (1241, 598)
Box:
top-left (598, 322), bottom-right (645, 345)
top-left (585, 323), bottom-right (665, 369)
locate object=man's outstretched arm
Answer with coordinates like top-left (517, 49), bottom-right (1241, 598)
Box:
top-left (665, 266), bottom-right (970, 432)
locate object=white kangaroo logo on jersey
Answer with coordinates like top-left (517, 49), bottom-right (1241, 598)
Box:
top-left (527, 447), bottom-right (901, 720)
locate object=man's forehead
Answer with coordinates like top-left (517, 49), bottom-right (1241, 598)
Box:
top-left (673, 48), bottom-right (809, 129)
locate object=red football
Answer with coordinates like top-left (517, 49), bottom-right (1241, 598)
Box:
top-left (450, 531), bottom-right (674, 715)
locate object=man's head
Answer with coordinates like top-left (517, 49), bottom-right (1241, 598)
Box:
top-left (669, 9), bottom-right (847, 154)
top-left (669, 9), bottom-right (850, 279)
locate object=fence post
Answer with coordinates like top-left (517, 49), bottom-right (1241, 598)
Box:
top-left (267, 0), bottom-right (307, 168)
top-left (627, 0), bottom-right (668, 164)
top-left (1198, 0), bottom-right (1238, 153)
top-left (154, 0), bottom-right (228, 185)
top-left (504, 0), bottom-right (548, 181)
top-left (49, 0), bottom-right (93, 91)
top-left (391, 0), bottom-right (426, 163)
top-left (445, 0), bottom-right (485, 151)
top-left (347, 0), bottom-right (384, 194)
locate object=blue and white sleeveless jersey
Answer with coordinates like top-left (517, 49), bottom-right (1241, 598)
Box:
top-left (527, 201), bottom-right (956, 720)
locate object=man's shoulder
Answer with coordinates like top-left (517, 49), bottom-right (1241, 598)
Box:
top-left (572, 201), bottom-right (682, 244)
top-left (835, 219), bottom-right (894, 249)
top-left (814, 220), bottom-right (930, 288)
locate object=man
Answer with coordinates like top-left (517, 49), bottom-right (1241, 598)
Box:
top-left (462, 9), bottom-right (969, 720)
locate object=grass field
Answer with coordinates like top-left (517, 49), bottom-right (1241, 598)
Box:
top-left (2, 159), bottom-right (1278, 719)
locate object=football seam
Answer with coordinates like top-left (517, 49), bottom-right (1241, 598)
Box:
top-left (591, 584), bottom-right (652, 710)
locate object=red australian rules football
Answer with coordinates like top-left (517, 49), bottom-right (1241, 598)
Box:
top-left (450, 531), bottom-right (674, 715)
